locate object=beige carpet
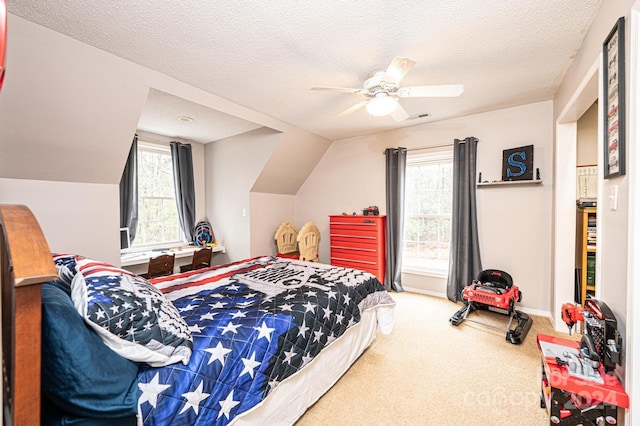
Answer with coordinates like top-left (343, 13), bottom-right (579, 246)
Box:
top-left (296, 291), bottom-right (570, 425)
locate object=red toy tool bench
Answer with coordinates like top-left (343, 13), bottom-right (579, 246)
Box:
top-left (537, 299), bottom-right (628, 425)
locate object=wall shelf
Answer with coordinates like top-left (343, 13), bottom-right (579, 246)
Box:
top-left (477, 180), bottom-right (543, 187)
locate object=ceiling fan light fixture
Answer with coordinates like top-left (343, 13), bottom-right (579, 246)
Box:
top-left (366, 95), bottom-right (398, 116)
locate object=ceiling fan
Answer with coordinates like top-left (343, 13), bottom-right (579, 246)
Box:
top-left (311, 57), bottom-right (463, 121)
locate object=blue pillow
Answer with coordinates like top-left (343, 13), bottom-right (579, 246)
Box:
top-left (41, 281), bottom-right (139, 419)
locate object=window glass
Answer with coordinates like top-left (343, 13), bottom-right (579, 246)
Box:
top-left (403, 152), bottom-right (453, 275)
top-left (134, 143), bottom-right (183, 247)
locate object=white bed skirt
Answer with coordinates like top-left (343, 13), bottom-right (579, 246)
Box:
top-left (232, 304), bottom-right (394, 425)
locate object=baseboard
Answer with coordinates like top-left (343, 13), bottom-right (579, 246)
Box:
top-left (402, 286), bottom-right (447, 299)
top-left (518, 306), bottom-right (552, 319)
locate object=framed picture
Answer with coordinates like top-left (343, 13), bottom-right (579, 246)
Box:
top-left (603, 17), bottom-right (625, 179)
top-left (576, 165), bottom-right (598, 200)
top-left (501, 144), bottom-right (534, 181)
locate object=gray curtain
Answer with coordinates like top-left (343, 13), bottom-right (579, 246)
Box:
top-left (447, 137), bottom-right (483, 302)
top-left (170, 141), bottom-right (196, 242)
top-left (384, 147), bottom-right (406, 292)
top-left (119, 135), bottom-right (138, 243)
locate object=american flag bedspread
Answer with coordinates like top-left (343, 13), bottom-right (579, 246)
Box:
top-left (137, 256), bottom-right (395, 425)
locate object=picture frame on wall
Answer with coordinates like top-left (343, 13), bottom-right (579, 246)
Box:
top-left (603, 16), bottom-right (625, 179)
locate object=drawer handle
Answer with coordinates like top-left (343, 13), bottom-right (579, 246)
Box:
top-left (331, 257), bottom-right (376, 265)
top-left (330, 222), bottom-right (376, 226)
top-left (331, 245), bottom-right (376, 252)
top-left (329, 234), bottom-right (376, 240)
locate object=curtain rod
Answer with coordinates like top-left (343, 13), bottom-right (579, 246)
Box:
top-left (407, 143), bottom-right (455, 151)
top-left (138, 135), bottom-right (171, 145)
top-left (383, 139), bottom-right (477, 154)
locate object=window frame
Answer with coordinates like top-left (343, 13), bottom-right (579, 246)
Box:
top-left (132, 141), bottom-right (185, 250)
top-left (402, 150), bottom-right (453, 278)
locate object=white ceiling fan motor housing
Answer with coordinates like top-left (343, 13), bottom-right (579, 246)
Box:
top-left (363, 71), bottom-right (397, 96)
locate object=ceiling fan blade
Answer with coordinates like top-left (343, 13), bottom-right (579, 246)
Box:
top-left (311, 86), bottom-right (366, 94)
top-left (397, 84), bottom-right (464, 98)
top-left (381, 57), bottom-right (416, 85)
top-left (337, 101), bottom-right (367, 118)
top-left (390, 103), bottom-right (409, 122)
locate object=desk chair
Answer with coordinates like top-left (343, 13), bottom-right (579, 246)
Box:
top-left (180, 247), bottom-right (212, 273)
top-left (274, 221), bottom-right (300, 259)
top-left (297, 222), bottom-right (320, 262)
top-left (141, 253), bottom-right (175, 279)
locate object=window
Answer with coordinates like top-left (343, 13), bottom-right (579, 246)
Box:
top-left (133, 142), bottom-right (183, 247)
top-left (403, 152), bottom-right (453, 276)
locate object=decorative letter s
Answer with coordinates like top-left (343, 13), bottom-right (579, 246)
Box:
top-left (507, 152), bottom-right (526, 177)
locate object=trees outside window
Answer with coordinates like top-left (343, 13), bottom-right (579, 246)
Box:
top-left (403, 153), bottom-right (453, 275)
top-left (134, 143), bottom-right (182, 247)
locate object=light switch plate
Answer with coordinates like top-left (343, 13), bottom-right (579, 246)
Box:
top-left (610, 185), bottom-right (618, 211)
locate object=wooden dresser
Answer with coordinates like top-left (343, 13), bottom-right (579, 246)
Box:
top-left (329, 215), bottom-right (386, 284)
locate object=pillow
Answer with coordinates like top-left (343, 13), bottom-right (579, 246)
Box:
top-left (41, 281), bottom-right (139, 419)
top-left (70, 258), bottom-right (193, 367)
top-left (51, 253), bottom-right (84, 288)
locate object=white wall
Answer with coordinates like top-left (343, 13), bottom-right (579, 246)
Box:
top-left (552, 2), bottom-right (637, 422)
top-left (250, 192), bottom-right (296, 257)
top-left (296, 101), bottom-right (553, 313)
top-left (554, 1), bottom-right (634, 329)
top-left (0, 178), bottom-right (120, 265)
top-left (205, 128), bottom-right (282, 263)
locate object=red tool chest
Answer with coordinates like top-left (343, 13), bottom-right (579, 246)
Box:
top-left (329, 215), bottom-right (386, 284)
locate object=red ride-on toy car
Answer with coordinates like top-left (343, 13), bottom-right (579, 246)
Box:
top-left (449, 269), bottom-right (533, 344)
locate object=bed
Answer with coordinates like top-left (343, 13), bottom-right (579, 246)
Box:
top-left (0, 205), bottom-right (395, 425)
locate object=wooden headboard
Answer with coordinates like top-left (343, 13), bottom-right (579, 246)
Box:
top-left (0, 205), bottom-right (56, 425)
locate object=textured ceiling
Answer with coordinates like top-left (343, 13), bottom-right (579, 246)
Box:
top-left (8, 0), bottom-right (603, 142)
top-left (138, 89), bottom-right (263, 143)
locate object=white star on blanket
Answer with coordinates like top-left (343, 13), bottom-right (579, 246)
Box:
top-left (253, 321), bottom-right (275, 342)
top-left (180, 381), bottom-right (210, 415)
top-left (297, 320), bottom-right (310, 337)
top-left (200, 311), bottom-right (217, 321)
top-left (283, 348), bottom-right (297, 363)
top-left (205, 342), bottom-right (232, 366)
top-left (138, 372), bottom-right (171, 409)
top-left (240, 352), bottom-right (261, 378)
top-left (219, 321), bottom-right (241, 335)
top-left (217, 390), bottom-right (240, 420)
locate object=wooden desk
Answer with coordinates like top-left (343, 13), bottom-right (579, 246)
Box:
top-left (120, 245), bottom-right (225, 273)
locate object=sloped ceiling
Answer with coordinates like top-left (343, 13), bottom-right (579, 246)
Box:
top-left (0, 2), bottom-right (604, 189)
top-left (0, 16), bottom-right (149, 184)
top-left (0, 16), bottom-right (326, 187)
top-left (7, 1), bottom-right (603, 143)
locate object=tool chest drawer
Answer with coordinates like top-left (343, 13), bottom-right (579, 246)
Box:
top-left (329, 215), bottom-right (386, 284)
